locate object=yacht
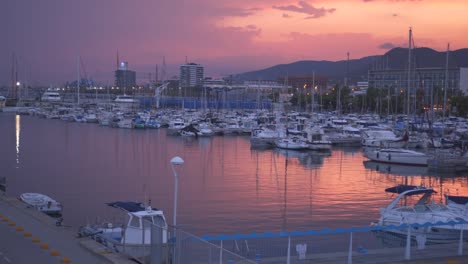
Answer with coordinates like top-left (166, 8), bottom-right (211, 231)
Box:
top-left (372, 185), bottom-right (468, 244)
top-left (364, 148), bottom-right (430, 166)
top-left (250, 126), bottom-right (280, 148)
top-left (362, 130), bottom-right (408, 148)
top-left (41, 91), bottom-right (62, 102)
top-left (19, 193), bottom-right (62, 216)
top-left (114, 94), bottom-right (138, 110)
top-left (275, 136), bottom-right (309, 150)
top-left (78, 201), bottom-right (168, 258)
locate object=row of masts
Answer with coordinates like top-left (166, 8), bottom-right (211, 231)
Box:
top-left (406, 28), bottom-right (451, 120)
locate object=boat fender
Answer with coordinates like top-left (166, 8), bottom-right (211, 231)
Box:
top-left (376, 152), bottom-right (379, 159)
top-left (388, 154), bottom-right (391, 161)
top-left (47, 201), bottom-right (52, 208)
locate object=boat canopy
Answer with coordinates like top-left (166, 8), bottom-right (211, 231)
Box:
top-left (446, 195), bottom-right (468, 205)
top-left (107, 201), bottom-right (160, 212)
top-left (385, 185), bottom-right (436, 195)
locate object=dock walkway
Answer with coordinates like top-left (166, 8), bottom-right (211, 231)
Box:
top-left (0, 194), bottom-right (133, 264)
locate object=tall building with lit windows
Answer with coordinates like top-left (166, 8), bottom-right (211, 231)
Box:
top-left (179, 63), bottom-right (204, 88)
top-left (115, 61), bottom-right (136, 89)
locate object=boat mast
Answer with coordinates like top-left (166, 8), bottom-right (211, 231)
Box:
top-left (311, 71), bottom-right (315, 114)
top-left (443, 43), bottom-right (450, 120)
top-left (77, 56), bottom-right (80, 105)
top-left (406, 27), bottom-right (412, 117)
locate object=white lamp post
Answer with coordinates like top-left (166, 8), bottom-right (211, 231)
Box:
top-left (170, 156), bottom-right (184, 264)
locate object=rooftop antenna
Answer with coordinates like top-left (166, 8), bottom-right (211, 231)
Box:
top-left (185, 56), bottom-right (188, 64)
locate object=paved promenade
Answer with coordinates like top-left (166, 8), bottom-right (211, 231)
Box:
top-left (0, 194), bottom-right (133, 264)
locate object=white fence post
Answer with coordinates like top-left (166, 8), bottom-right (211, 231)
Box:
top-left (219, 240), bottom-right (223, 264)
top-left (405, 226), bottom-right (411, 260)
top-left (286, 236), bottom-right (291, 264)
top-left (458, 228), bottom-right (464, 256)
top-left (347, 232), bottom-right (353, 264)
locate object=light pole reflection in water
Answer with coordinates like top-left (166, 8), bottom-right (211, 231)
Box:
top-left (15, 114), bottom-right (21, 168)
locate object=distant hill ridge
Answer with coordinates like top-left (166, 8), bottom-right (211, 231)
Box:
top-left (235, 47), bottom-right (468, 83)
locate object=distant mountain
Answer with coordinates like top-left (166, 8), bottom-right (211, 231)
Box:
top-left (234, 47), bottom-right (468, 83)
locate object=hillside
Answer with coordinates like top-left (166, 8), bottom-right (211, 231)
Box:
top-left (234, 47), bottom-right (468, 83)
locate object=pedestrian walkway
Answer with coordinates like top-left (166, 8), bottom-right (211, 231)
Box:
top-left (0, 194), bottom-right (132, 263)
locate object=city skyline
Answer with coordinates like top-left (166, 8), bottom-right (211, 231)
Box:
top-left (2, 0), bottom-right (467, 86)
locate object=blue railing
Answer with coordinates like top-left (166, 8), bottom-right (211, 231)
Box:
top-left (200, 220), bottom-right (468, 241)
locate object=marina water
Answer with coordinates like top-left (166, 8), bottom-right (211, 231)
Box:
top-left (2, 113), bottom-right (468, 239)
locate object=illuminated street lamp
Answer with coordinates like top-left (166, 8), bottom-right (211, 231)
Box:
top-left (170, 156), bottom-right (184, 264)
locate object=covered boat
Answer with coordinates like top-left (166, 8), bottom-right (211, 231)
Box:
top-left (19, 193), bottom-right (62, 216)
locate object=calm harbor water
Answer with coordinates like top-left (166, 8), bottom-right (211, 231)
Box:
top-left (1, 113), bottom-right (468, 237)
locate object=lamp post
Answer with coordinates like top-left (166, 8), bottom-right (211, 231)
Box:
top-left (170, 156), bottom-right (184, 264)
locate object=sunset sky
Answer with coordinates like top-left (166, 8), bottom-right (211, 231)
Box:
top-left (2, 0), bottom-right (468, 85)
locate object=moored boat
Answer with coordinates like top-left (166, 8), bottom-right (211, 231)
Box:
top-left (364, 148), bottom-right (429, 166)
top-left (19, 193), bottom-right (62, 216)
top-left (78, 201), bottom-right (168, 259)
top-left (372, 185), bottom-right (468, 244)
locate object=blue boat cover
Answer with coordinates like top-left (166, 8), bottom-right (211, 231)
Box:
top-left (447, 195), bottom-right (468, 205)
top-left (107, 201), bottom-right (159, 212)
top-left (385, 185), bottom-right (436, 195)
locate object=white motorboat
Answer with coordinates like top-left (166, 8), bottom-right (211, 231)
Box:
top-left (114, 94), bottom-right (137, 104)
top-left (41, 91), bottom-right (62, 102)
top-left (114, 94), bottom-right (138, 110)
top-left (275, 136), bottom-right (309, 150)
top-left (250, 127), bottom-right (280, 148)
top-left (78, 201), bottom-right (168, 258)
top-left (325, 126), bottom-right (362, 146)
top-left (362, 130), bottom-right (408, 148)
top-left (364, 148), bottom-right (430, 166)
top-left (19, 193), bottom-right (62, 216)
top-left (372, 185), bottom-right (468, 244)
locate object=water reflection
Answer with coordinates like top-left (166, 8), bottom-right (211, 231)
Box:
top-left (15, 114), bottom-right (20, 168)
top-left (2, 115), bottom-right (468, 236)
top-left (363, 160), bottom-right (429, 177)
top-left (274, 149), bottom-right (330, 169)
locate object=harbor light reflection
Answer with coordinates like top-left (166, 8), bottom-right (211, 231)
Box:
top-left (15, 114), bottom-right (21, 168)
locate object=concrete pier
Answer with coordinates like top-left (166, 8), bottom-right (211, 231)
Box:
top-left (0, 194), bottom-right (133, 264)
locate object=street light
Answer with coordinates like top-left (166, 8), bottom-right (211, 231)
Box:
top-left (170, 156), bottom-right (184, 228)
top-left (170, 156), bottom-right (184, 264)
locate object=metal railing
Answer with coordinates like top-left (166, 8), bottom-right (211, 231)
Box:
top-left (200, 220), bottom-right (468, 264)
top-left (88, 220), bottom-right (468, 264)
